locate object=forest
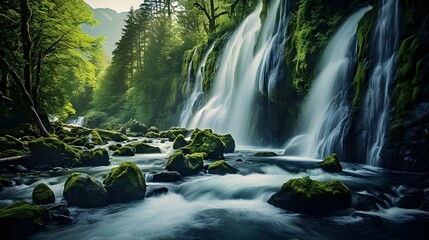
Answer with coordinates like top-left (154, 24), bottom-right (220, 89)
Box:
top-left (0, 0), bottom-right (428, 239)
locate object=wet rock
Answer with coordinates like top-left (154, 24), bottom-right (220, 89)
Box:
top-left (15, 165), bottom-right (28, 173)
top-left (319, 153), bottom-right (342, 172)
top-left (32, 183), bottom-right (55, 204)
top-left (28, 137), bottom-right (81, 167)
top-left (80, 148), bottom-right (110, 166)
top-left (63, 172), bottom-right (108, 208)
top-left (113, 146), bottom-right (136, 156)
top-left (152, 171), bottom-right (182, 182)
top-left (352, 192), bottom-right (387, 211)
top-left (173, 134), bottom-right (188, 149)
top-left (130, 142), bottom-right (161, 154)
top-left (208, 160), bottom-right (238, 175)
top-left (128, 119), bottom-right (148, 134)
top-left (145, 131), bottom-right (160, 138)
top-left (146, 187), bottom-right (168, 197)
top-left (96, 129), bottom-right (128, 142)
top-left (217, 134), bottom-right (235, 153)
top-left (165, 151), bottom-right (204, 176)
top-left (186, 129), bottom-right (225, 159)
top-left (254, 151), bottom-right (278, 157)
top-left (159, 130), bottom-right (176, 141)
top-left (148, 126), bottom-right (160, 133)
top-left (351, 212), bottom-right (385, 229)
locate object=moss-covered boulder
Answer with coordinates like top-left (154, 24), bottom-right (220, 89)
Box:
top-left (165, 151), bottom-right (204, 176)
top-left (208, 160), bottom-right (238, 175)
top-left (0, 201), bottom-right (51, 239)
top-left (63, 172), bottom-right (108, 208)
top-left (0, 135), bottom-right (28, 153)
top-left (113, 146), bottom-right (136, 156)
top-left (28, 137), bottom-right (81, 167)
top-left (168, 127), bottom-right (190, 137)
top-left (87, 130), bottom-right (104, 146)
top-left (152, 171), bottom-right (182, 182)
top-left (148, 126), bottom-right (160, 133)
top-left (218, 134), bottom-right (235, 153)
top-left (320, 153), bottom-right (342, 172)
top-left (268, 176), bottom-right (351, 213)
top-left (145, 131), bottom-right (160, 138)
top-left (103, 162), bottom-right (146, 203)
top-left (96, 129), bottom-right (128, 141)
top-left (108, 144), bottom-right (120, 151)
top-left (254, 151), bottom-right (278, 157)
top-left (160, 131), bottom-right (176, 141)
top-left (128, 119), bottom-right (148, 133)
top-left (32, 183), bottom-right (55, 204)
top-left (173, 134), bottom-right (188, 149)
top-left (130, 142), bottom-right (161, 154)
top-left (186, 129), bottom-right (225, 159)
top-left (80, 148), bottom-right (110, 166)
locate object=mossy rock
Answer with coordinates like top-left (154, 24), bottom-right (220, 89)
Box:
top-left (108, 144), bottom-right (120, 151)
top-left (28, 137), bottom-right (82, 167)
top-left (0, 149), bottom-right (31, 158)
top-left (0, 201), bottom-right (51, 239)
top-left (145, 131), bottom-right (160, 138)
top-left (173, 134), bottom-right (188, 149)
top-left (254, 151), bottom-right (278, 157)
top-left (268, 176), bottom-right (351, 213)
top-left (113, 146), bottom-right (136, 156)
top-left (96, 129), bottom-right (128, 142)
top-left (128, 119), bottom-right (148, 133)
top-left (88, 130), bottom-right (104, 145)
top-left (103, 162), bottom-right (146, 203)
top-left (0, 135), bottom-right (28, 152)
top-left (130, 142), bottom-right (161, 154)
top-left (165, 151), bottom-right (204, 176)
top-left (63, 172), bottom-right (108, 208)
top-left (5, 123), bottom-right (40, 138)
top-left (148, 126), bottom-right (160, 133)
top-left (320, 153), bottom-right (342, 172)
top-left (168, 127), bottom-right (190, 137)
top-left (20, 135), bottom-right (36, 142)
top-left (159, 131), bottom-right (176, 141)
top-left (80, 148), bottom-right (110, 166)
top-left (208, 160), bottom-right (238, 175)
top-left (152, 171), bottom-right (182, 182)
top-left (218, 134), bottom-right (235, 153)
top-left (32, 183), bottom-right (55, 204)
top-left (186, 129), bottom-right (225, 159)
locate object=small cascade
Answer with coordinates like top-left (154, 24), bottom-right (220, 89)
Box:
top-left (179, 44), bottom-right (215, 127)
top-left (361, 0), bottom-right (399, 166)
top-left (284, 7), bottom-right (372, 158)
top-left (67, 116), bottom-right (85, 127)
top-left (187, 0), bottom-right (289, 145)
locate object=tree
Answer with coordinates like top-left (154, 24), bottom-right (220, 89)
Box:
top-left (193, 0), bottom-right (229, 34)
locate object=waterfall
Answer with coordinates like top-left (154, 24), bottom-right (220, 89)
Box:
top-left (187, 0), bottom-right (288, 145)
top-left (67, 116), bottom-right (85, 127)
top-left (179, 44), bottom-right (215, 127)
top-left (361, 0), bottom-right (399, 166)
top-left (284, 7), bottom-right (372, 158)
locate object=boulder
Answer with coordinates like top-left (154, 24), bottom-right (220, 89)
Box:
top-left (113, 146), bottom-right (136, 156)
top-left (28, 137), bottom-right (82, 167)
top-left (32, 183), bottom-right (55, 204)
top-left (80, 148), bottom-right (110, 166)
top-left (165, 151), bottom-right (204, 176)
top-left (108, 144), bottom-right (121, 151)
top-left (0, 149), bottom-right (31, 158)
top-left (103, 162), bottom-right (146, 203)
top-left (146, 187), bottom-right (168, 197)
top-left (168, 127), bottom-right (190, 137)
top-left (0, 135), bottom-right (28, 153)
top-left (148, 126), bottom-right (160, 133)
top-left (319, 153), bottom-right (342, 172)
top-left (145, 131), bottom-right (160, 138)
top-left (217, 134), bottom-right (235, 153)
top-left (268, 176), bottom-right (351, 214)
top-left (159, 131), bottom-right (176, 141)
top-left (0, 201), bottom-right (51, 239)
top-left (130, 142), bottom-right (161, 154)
top-left (186, 129), bottom-right (225, 159)
top-left (96, 129), bottom-right (128, 142)
top-left (173, 134), bottom-right (188, 149)
top-left (63, 172), bottom-right (108, 208)
top-left (128, 119), bottom-right (148, 133)
top-left (254, 151), bottom-right (278, 157)
top-left (152, 171), bottom-right (182, 182)
top-left (208, 160), bottom-right (238, 175)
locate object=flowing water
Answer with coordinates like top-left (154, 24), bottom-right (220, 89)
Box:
top-left (187, 0), bottom-right (288, 145)
top-left (0, 139), bottom-right (427, 239)
top-left (284, 7), bottom-right (372, 158)
top-left (66, 117), bottom-right (85, 127)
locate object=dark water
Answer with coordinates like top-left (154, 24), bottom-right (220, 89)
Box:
top-left (1, 140), bottom-right (428, 240)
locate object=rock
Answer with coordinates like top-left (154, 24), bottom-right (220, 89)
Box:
top-left (267, 176), bottom-right (351, 214)
top-left (0, 149), bottom-right (31, 158)
top-left (119, 126), bottom-right (127, 135)
top-left (217, 134), bottom-right (235, 153)
top-left (128, 119), bottom-right (148, 133)
top-left (148, 126), bottom-right (160, 133)
top-left (0, 201), bottom-right (51, 239)
top-left (15, 165), bottom-right (29, 173)
top-left (48, 204), bottom-right (72, 225)
top-left (0, 177), bottom-right (12, 187)
top-left (319, 153), bottom-right (342, 172)
top-left (96, 129), bottom-right (128, 142)
top-left (352, 192), bottom-right (387, 211)
top-left (208, 160), bottom-right (238, 175)
top-left (113, 146), bottom-right (136, 156)
top-left (63, 172), bottom-right (108, 208)
top-left (152, 171), bottom-right (182, 182)
top-left (165, 151), bottom-right (204, 176)
top-left (146, 187), bottom-right (168, 197)
top-left (130, 142), bottom-right (161, 154)
top-left (160, 131), bottom-right (176, 141)
top-left (0, 135), bottom-right (28, 153)
top-left (168, 127), bottom-right (190, 137)
top-left (28, 137), bottom-right (82, 167)
top-left (145, 131), bottom-right (160, 138)
top-left (173, 134), bottom-right (188, 149)
top-left (254, 151), bottom-right (278, 157)
top-left (186, 129), bottom-right (225, 159)
top-left (103, 162), bottom-right (146, 203)
top-left (80, 148), bottom-right (110, 166)
top-left (32, 183), bottom-right (55, 204)
top-left (108, 144), bottom-right (121, 151)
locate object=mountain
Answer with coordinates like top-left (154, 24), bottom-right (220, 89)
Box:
top-left (82, 6), bottom-right (127, 57)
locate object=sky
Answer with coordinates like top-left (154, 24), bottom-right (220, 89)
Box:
top-left (84, 0), bottom-right (141, 13)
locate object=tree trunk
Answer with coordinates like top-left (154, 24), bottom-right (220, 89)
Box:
top-left (20, 0), bottom-right (32, 97)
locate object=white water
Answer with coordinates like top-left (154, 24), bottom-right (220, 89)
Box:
top-left (179, 44), bottom-right (215, 127)
top-left (66, 116), bottom-right (85, 127)
top-left (284, 7), bottom-right (372, 158)
top-left (361, 0), bottom-right (399, 166)
top-left (187, 1), bottom-right (288, 144)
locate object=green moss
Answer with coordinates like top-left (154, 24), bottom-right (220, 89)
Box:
top-left (0, 135), bottom-right (28, 152)
top-left (159, 130), bottom-right (176, 141)
top-left (63, 172), bottom-right (108, 208)
top-left (260, 0), bottom-right (271, 21)
top-left (217, 134), bottom-right (235, 153)
top-left (28, 137), bottom-right (82, 167)
top-left (145, 131), bottom-right (160, 138)
top-left (319, 153), bottom-right (342, 172)
top-left (165, 151), bottom-right (203, 176)
top-left (113, 146), bottom-right (136, 156)
top-left (281, 176), bottom-right (350, 199)
top-left (203, 36), bottom-right (228, 95)
top-left (186, 129), bottom-right (225, 159)
top-left (80, 148), bottom-right (110, 166)
top-left (96, 129), bottom-right (128, 142)
top-left (147, 126), bottom-right (160, 133)
top-left (32, 183), bottom-right (55, 204)
top-left (0, 149), bottom-right (31, 158)
top-left (130, 142), bottom-right (161, 154)
top-left (168, 127), bottom-right (190, 137)
top-left (103, 161), bottom-right (146, 203)
top-left (208, 160), bottom-right (238, 175)
top-left (89, 130), bottom-right (104, 145)
top-left (173, 134), bottom-right (188, 149)
top-left (254, 151), bottom-right (278, 157)
top-left (108, 144), bottom-right (120, 151)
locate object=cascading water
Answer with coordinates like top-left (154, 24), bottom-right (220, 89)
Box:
top-left (187, 0), bottom-right (288, 145)
top-left (361, 0), bottom-right (399, 166)
top-left (179, 44), bottom-right (215, 127)
top-left (67, 116), bottom-right (85, 127)
top-left (284, 7), bottom-right (372, 158)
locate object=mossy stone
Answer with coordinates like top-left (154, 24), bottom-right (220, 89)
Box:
top-left (319, 153), bottom-right (342, 172)
top-left (173, 134), bottom-right (188, 149)
top-left (186, 129), bottom-right (225, 159)
top-left (218, 134), bottom-right (235, 153)
top-left (0, 201), bottom-right (51, 239)
top-left (160, 131), bottom-right (176, 141)
top-left (208, 160), bottom-right (238, 175)
top-left (103, 162), bottom-right (146, 203)
top-left (0, 135), bottom-right (28, 152)
top-left (165, 151), bottom-right (203, 176)
top-left (128, 119), bottom-right (148, 133)
top-left (32, 183), bottom-right (55, 204)
top-left (63, 172), bottom-right (108, 208)
top-left (148, 126), bottom-right (160, 133)
top-left (80, 148), bottom-right (110, 166)
top-left (113, 146), bottom-right (136, 156)
top-left (28, 137), bottom-right (82, 167)
top-left (254, 151), bottom-right (278, 157)
top-left (96, 129), bottom-right (128, 142)
top-left (130, 142), bottom-right (161, 154)
top-left (145, 131), bottom-right (160, 138)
